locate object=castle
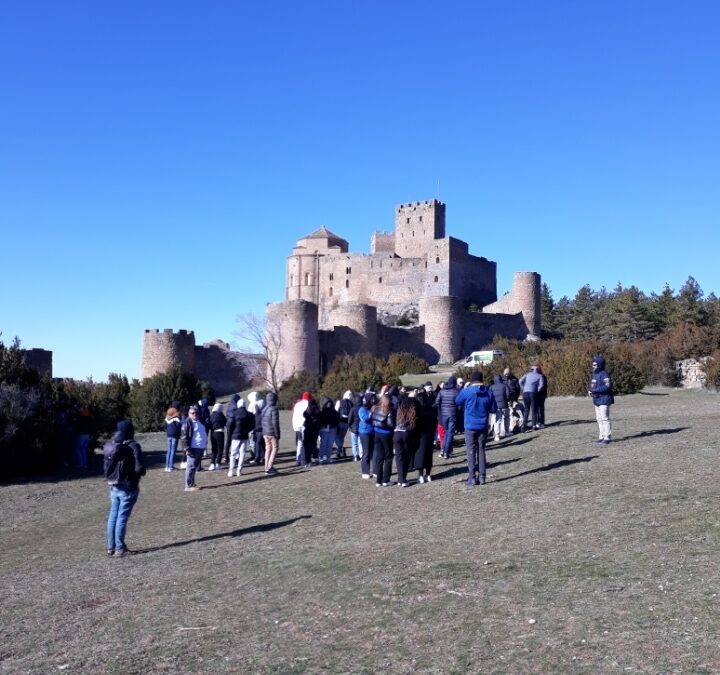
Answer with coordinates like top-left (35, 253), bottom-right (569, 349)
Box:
top-left (267, 199), bottom-right (541, 383)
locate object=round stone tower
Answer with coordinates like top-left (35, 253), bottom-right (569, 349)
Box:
top-left (511, 272), bottom-right (541, 338)
top-left (266, 300), bottom-right (319, 385)
top-left (328, 303), bottom-right (378, 356)
top-left (419, 296), bottom-right (464, 364)
top-left (141, 329), bottom-right (196, 379)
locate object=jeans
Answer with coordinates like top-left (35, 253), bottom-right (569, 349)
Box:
top-left (74, 434), bottom-right (90, 468)
top-left (442, 415), bottom-right (456, 456)
top-left (319, 427), bottom-right (336, 462)
top-left (107, 486), bottom-right (139, 550)
top-left (336, 422), bottom-right (349, 453)
top-left (211, 431), bottom-right (225, 465)
top-left (522, 392), bottom-right (538, 429)
top-left (185, 447), bottom-right (203, 487)
top-left (373, 433), bottom-right (393, 484)
top-left (166, 437), bottom-right (178, 469)
top-left (350, 431), bottom-right (361, 459)
top-left (360, 433), bottom-right (374, 475)
top-left (393, 430), bottom-right (412, 484)
top-left (465, 427), bottom-right (489, 483)
top-left (253, 432), bottom-right (265, 463)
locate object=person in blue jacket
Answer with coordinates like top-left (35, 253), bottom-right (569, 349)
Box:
top-left (455, 371), bottom-right (497, 486)
top-left (358, 393), bottom-right (376, 479)
top-left (588, 356), bottom-right (614, 444)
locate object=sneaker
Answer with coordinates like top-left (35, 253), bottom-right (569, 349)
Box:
top-left (375, 482), bottom-right (382, 487)
top-left (208, 463), bottom-right (215, 471)
top-left (494, 436), bottom-right (500, 442)
top-left (466, 478), bottom-right (478, 487)
top-left (235, 469), bottom-right (242, 476)
top-left (425, 475), bottom-right (432, 483)
top-left (399, 482), bottom-right (409, 488)
top-left (383, 482), bottom-right (393, 487)
top-left (361, 474), bottom-right (371, 479)
top-left (106, 548), bottom-right (115, 557)
top-left (479, 476), bottom-right (486, 485)
top-left (180, 461), bottom-right (187, 469)
top-left (601, 439), bottom-right (611, 445)
top-left (114, 547), bottom-right (133, 557)
top-left (185, 486), bottom-right (199, 492)
top-left (594, 439), bottom-right (605, 444)
top-left (418, 476), bottom-right (425, 484)
top-left (227, 470), bottom-right (234, 477)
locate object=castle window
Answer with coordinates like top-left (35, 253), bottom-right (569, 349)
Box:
top-left (435, 256), bottom-right (440, 264)
top-left (371, 261), bottom-right (373, 268)
top-left (329, 287), bottom-right (333, 296)
top-left (434, 276), bottom-right (439, 282)
top-left (424, 261), bottom-right (427, 269)
top-left (346, 267), bottom-right (351, 274)
top-left (379, 277), bottom-right (382, 284)
top-left (406, 217), bottom-right (410, 224)
top-left (290, 274), bottom-right (296, 286)
top-left (419, 215), bottom-right (423, 222)
top-left (412, 231), bottom-right (414, 237)
top-left (305, 273), bottom-right (312, 285)
top-left (345, 279), bottom-right (349, 288)
top-left (329, 273), bottom-right (334, 281)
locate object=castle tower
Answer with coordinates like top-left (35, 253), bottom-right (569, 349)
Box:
top-left (286, 226), bottom-right (349, 303)
top-left (394, 200), bottom-right (446, 258)
top-left (328, 303), bottom-right (378, 356)
top-left (510, 272), bottom-right (541, 338)
top-left (141, 329), bottom-right (196, 379)
top-left (419, 296), bottom-right (464, 363)
top-left (266, 300), bottom-right (319, 385)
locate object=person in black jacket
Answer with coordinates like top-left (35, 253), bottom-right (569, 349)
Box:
top-left (223, 394), bottom-right (240, 464)
top-left (318, 396), bottom-right (340, 463)
top-left (105, 420), bottom-right (145, 557)
top-left (412, 390), bottom-right (437, 483)
top-left (434, 376), bottom-right (459, 459)
top-left (208, 403), bottom-right (226, 470)
top-left (303, 397), bottom-right (321, 465)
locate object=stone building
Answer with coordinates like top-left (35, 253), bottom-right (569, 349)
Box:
top-left (140, 329), bottom-right (257, 395)
top-left (269, 199), bottom-right (542, 383)
top-left (21, 348), bottom-right (53, 378)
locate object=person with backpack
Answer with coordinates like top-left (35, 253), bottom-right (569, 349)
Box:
top-left (456, 371), bottom-right (497, 486)
top-left (347, 393), bottom-right (363, 462)
top-left (503, 368), bottom-right (522, 434)
top-left (104, 420), bottom-right (146, 557)
top-left (181, 405), bottom-right (207, 491)
top-left (227, 398), bottom-right (252, 477)
top-left (588, 356), bottom-right (614, 444)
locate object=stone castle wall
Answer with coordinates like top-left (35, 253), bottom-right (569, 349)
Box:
top-left (141, 329), bottom-right (195, 380)
top-left (21, 348), bottom-right (53, 377)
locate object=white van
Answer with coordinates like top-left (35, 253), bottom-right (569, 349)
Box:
top-left (463, 350), bottom-right (504, 366)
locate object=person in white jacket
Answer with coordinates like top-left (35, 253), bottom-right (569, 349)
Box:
top-left (292, 392), bottom-right (312, 467)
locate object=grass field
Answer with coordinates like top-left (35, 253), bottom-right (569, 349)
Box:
top-left (2, 387), bottom-right (720, 674)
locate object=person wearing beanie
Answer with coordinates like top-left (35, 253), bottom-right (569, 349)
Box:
top-left (455, 371), bottom-right (497, 486)
top-left (104, 419), bottom-right (145, 557)
top-left (588, 356), bottom-right (614, 444)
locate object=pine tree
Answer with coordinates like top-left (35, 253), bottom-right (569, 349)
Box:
top-left (564, 285), bottom-right (598, 340)
top-left (649, 284), bottom-right (676, 331)
top-left (673, 276), bottom-right (708, 326)
top-left (540, 283), bottom-right (556, 333)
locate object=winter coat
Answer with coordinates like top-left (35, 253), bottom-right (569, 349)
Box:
top-left (347, 395), bottom-right (363, 434)
top-left (371, 402), bottom-right (395, 436)
top-left (455, 384), bottom-right (497, 430)
top-left (165, 415), bottom-right (182, 439)
top-left (434, 376), bottom-right (459, 420)
top-left (489, 375), bottom-right (510, 409)
top-left (338, 391), bottom-right (353, 421)
top-left (261, 392), bottom-right (280, 438)
top-left (303, 399), bottom-right (321, 432)
top-left (589, 356), bottom-right (614, 406)
top-left (229, 407), bottom-right (253, 440)
top-left (210, 410), bottom-right (226, 433)
top-left (519, 367), bottom-right (544, 393)
top-left (319, 397), bottom-right (340, 429)
top-left (358, 405), bottom-right (375, 436)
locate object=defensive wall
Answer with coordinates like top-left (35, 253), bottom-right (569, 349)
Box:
top-left (21, 348), bottom-right (53, 378)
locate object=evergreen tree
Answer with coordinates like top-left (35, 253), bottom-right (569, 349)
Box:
top-left (564, 285), bottom-right (598, 340)
top-left (540, 283), bottom-right (556, 333)
top-left (649, 284), bottom-right (676, 331)
top-left (602, 285), bottom-right (659, 341)
top-left (673, 276), bottom-right (708, 326)
top-left (553, 296), bottom-right (572, 337)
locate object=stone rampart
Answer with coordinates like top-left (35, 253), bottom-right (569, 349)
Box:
top-left (141, 329), bottom-right (195, 379)
top-left (21, 348), bottom-right (53, 377)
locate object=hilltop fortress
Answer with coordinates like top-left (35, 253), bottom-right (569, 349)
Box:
top-left (268, 199), bottom-right (541, 383)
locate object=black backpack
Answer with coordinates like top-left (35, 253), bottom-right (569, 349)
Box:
top-left (103, 441), bottom-right (130, 486)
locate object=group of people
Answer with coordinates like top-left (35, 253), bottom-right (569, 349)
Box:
top-left (163, 392), bottom-right (281, 491)
top-left (104, 356), bottom-right (614, 555)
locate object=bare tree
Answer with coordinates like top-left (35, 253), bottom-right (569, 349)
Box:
top-left (234, 311), bottom-right (283, 393)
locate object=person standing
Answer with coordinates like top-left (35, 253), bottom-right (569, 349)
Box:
top-left (181, 405), bottom-right (207, 492)
top-left (519, 365), bottom-right (544, 431)
top-left (336, 390), bottom-right (353, 458)
top-left (318, 396), bottom-right (339, 464)
top-left (371, 392), bottom-right (395, 486)
top-left (502, 368), bottom-right (522, 434)
top-left (228, 399), bottom-right (252, 477)
top-left (358, 393), bottom-right (376, 479)
top-left (535, 366), bottom-right (548, 429)
top-left (434, 376), bottom-right (459, 459)
top-left (73, 403), bottom-right (93, 469)
top-left (303, 396), bottom-right (321, 465)
top-left (589, 356), bottom-right (614, 444)
top-left (347, 393), bottom-right (363, 462)
top-left (292, 392), bottom-right (311, 466)
top-left (412, 389), bottom-right (437, 484)
top-left (489, 375), bottom-right (511, 441)
top-left (223, 394), bottom-right (240, 464)
top-left (261, 392), bottom-right (281, 474)
top-left (208, 403), bottom-right (226, 470)
top-left (456, 371), bottom-right (497, 486)
top-left (393, 397), bottom-right (417, 487)
top-left (164, 407), bottom-right (182, 472)
top-left (104, 420), bottom-right (146, 557)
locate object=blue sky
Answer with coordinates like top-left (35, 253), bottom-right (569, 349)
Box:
top-left (1, 1), bottom-right (718, 380)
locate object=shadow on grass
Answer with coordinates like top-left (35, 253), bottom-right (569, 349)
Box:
top-left (199, 466), bottom-right (310, 489)
top-left (492, 455), bottom-right (599, 483)
top-left (614, 427), bottom-right (687, 442)
top-left (544, 420), bottom-right (593, 428)
top-left (134, 515), bottom-right (312, 554)
top-left (432, 457), bottom-right (521, 482)
top-left (638, 391), bottom-right (669, 396)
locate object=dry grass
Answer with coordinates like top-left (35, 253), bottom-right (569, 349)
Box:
top-left (2, 387), bottom-right (720, 674)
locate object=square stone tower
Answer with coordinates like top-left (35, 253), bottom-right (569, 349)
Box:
top-left (393, 199), bottom-right (446, 257)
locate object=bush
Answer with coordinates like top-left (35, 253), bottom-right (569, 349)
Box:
top-left (702, 351), bottom-right (720, 389)
top-left (384, 352), bottom-right (428, 377)
top-left (278, 370), bottom-right (322, 410)
top-left (128, 366), bottom-right (208, 432)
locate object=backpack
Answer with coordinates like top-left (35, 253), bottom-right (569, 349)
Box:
top-left (103, 441), bottom-right (130, 486)
top-left (506, 377), bottom-right (521, 402)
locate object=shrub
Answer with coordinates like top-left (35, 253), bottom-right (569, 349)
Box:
top-left (702, 351), bottom-right (720, 389)
top-left (278, 370), bottom-right (322, 410)
top-left (384, 352), bottom-right (428, 377)
top-left (128, 366), bottom-right (208, 432)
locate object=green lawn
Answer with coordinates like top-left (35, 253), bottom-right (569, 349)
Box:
top-left (2, 388), bottom-right (719, 673)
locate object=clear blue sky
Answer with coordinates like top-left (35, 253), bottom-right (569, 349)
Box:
top-left (2, 1), bottom-right (718, 380)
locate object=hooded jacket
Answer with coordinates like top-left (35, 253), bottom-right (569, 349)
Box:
top-left (434, 376), bottom-right (459, 420)
top-left (489, 375), bottom-right (510, 409)
top-left (347, 394), bottom-right (363, 434)
top-left (210, 403), bottom-right (226, 433)
top-left (338, 390), bottom-right (353, 420)
top-left (589, 356), bottom-right (614, 406)
top-left (319, 396), bottom-right (340, 429)
top-left (292, 392), bottom-right (311, 431)
top-left (106, 420), bottom-right (146, 490)
top-left (455, 384), bottom-right (497, 430)
top-left (261, 392), bottom-right (280, 438)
